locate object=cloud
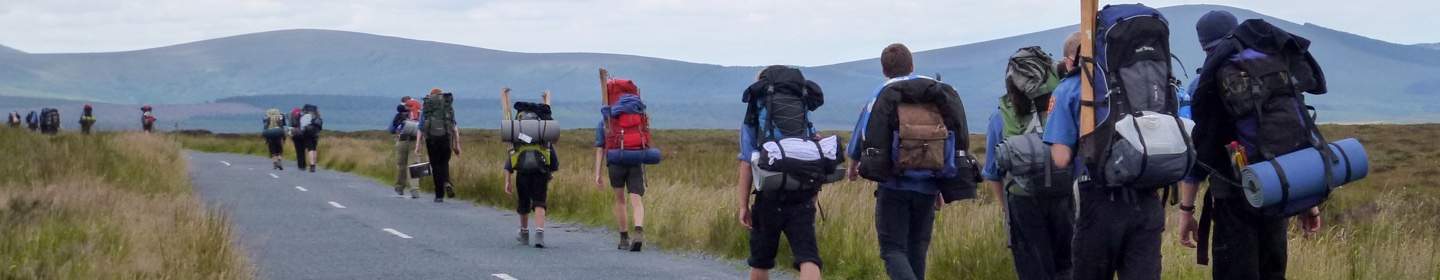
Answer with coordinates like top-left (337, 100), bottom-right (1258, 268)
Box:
top-left (0, 0), bottom-right (1434, 66)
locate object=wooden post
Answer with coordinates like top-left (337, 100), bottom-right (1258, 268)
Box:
top-left (501, 87), bottom-right (512, 121)
top-left (600, 68), bottom-right (611, 129)
top-left (542, 90), bottom-right (551, 105)
top-left (1079, 0), bottom-right (1098, 135)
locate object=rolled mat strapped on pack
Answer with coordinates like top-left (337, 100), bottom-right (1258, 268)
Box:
top-left (1242, 138), bottom-right (1369, 208)
top-left (499, 120), bottom-right (560, 143)
top-left (606, 148), bottom-right (663, 165)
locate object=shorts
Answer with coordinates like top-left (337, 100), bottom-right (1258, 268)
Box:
top-left (747, 195), bottom-right (821, 270)
top-left (264, 136), bottom-right (284, 157)
top-left (516, 172), bottom-right (551, 215)
top-left (300, 134), bottom-right (319, 151)
top-left (607, 164), bottom-right (645, 196)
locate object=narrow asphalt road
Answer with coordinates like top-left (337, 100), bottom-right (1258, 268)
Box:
top-left (189, 151), bottom-right (763, 280)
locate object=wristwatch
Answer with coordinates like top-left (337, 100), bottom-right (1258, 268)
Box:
top-left (1178, 204), bottom-right (1196, 212)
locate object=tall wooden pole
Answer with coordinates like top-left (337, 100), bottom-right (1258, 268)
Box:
top-left (543, 90), bottom-right (551, 105)
top-left (599, 68), bottom-right (611, 129)
top-left (1080, 0), bottom-right (1098, 135)
top-left (501, 87), bottom-right (512, 121)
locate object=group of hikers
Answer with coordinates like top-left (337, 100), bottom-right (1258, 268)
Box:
top-left (259, 104), bottom-right (327, 172)
top-left (6, 104), bottom-right (157, 134)
top-left (251, 6), bottom-right (1345, 280)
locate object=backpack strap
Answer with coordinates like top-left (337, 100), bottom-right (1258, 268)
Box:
top-left (1196, 189), bottom-right (1214, 265)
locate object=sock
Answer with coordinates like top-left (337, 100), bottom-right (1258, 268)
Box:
top-left (535, 228), bottom-right (544, 233)
top-left (620, 232), bottom-right (629, 239)
top-left (520, 228), bottom-right (528, 233)
top-left (634, 226), bottom-right (643, 234)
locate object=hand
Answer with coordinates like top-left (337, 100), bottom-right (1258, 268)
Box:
top-left (1177, 210), bottom-right (1199, 248)
top-left (504, 181), bottom-right (513, 195)
top-left (934, 194), bottom-right (944, 210)
top-left (594, 174), bottom-right (604, 188)
top-left (847, 163), bottom-right (861, 182)
top-left (1297, 207), bottom-right (1322, 239)
top-left (452, 146), bottom-right (462, 155)
top-left (738, 208), bottom-right (753, 231)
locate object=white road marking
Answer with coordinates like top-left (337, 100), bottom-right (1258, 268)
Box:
top-left (248, 168), bottom-right (254, 170)
top-left (492, 274), bottom-right (518, 280)
top-left (383, 228), bottom-right (413, 239)
top-left (328, 201), bottom-right (346, 209)
top-left (269, 173), bottom-right (279, 179)
top-left (347, 185), bottom-right (357, 188)
top-left (220, 161), bottom-right (231, 166)
top-left (295, 186), bottom-right (308, 192)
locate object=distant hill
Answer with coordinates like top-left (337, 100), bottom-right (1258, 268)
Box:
top-left (1415, 43), bottom-right (1440, 50)
top-left (1, 4), bottom-right (1436, 132)
top-left (0, 44), bottom-right (22, 54)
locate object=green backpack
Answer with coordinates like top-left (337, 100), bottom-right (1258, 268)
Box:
top-left (509, 110), bottom-right (552, 173)
top-left (423, 94), bottom-right (455, 137)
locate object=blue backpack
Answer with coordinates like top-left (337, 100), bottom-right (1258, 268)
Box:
top-left (1076, 4), bottom-right (1194, 190)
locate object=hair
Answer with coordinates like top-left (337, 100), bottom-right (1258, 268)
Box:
top-left (401, 96), bottom-right (411, 102)
top-left (881, 43), bottom-right (913, 78)
top-left (429, 88), bottom-right (443, 96)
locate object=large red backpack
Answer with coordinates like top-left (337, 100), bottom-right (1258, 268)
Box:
top-left (605, 79), bottom-right (651, 150)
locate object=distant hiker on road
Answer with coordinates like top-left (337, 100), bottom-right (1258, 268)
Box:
top-left (850, 43), bottom-right (977, 280)
top-left (298, 104), bottom-right (324, 172)
top-left (141, 105), bottom-right (156, 133)
top-left (8, 111), bottom-right (21, 128)
top-left (1181, 12), bottom-right (1329, 279)
top-left (594, 78), bottom-right (654, 251)
top-left (25, 111), bottom-right (37, 132)
top-left (289, 107), bottom-right (307, 170)
top-left (505, 101), bottom-right (560, 248)
top-left (983, 46), bottom-right (1074, 280)
top-left (263, 109), bottom-right (288, 170)
top-left (392, 97), bottom-right (423, 198)
top-left (417, 88), bottom-right (460, 202)
top-left (79, 104), bottom-right (96, 135)
top-left (736, 65), bottom-right (836, 280)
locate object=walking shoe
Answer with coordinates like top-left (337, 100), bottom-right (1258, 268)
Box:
top-left (410, 189), bottom-right (420, 199)
top-left (630, 226), bottom-right (644, 252)
top-left (309, 165), bottom-right (316, 173)
top-left (394, 185), bottom-right (405, 196)
top-left (434, 197), bottom-right (443, 203)
top-left (517, 229), bottom-right (530, 246)
top-left (444, 183), bottom-right (456, 198)
top-left (274, 162), bottom-right (283, 170)
top-left (617, 233), bottom-right (630, 250)
top-left (534, 230), bottom-right (545, 248)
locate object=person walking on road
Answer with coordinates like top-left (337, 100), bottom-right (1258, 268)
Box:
top-left (417, 88), bottom-right (460, 202)
top-left (262, 109), bottom-right (288, 170)
top-left (505, 101), bottom-right (560, 248)
top-left (392, 98), bottom-right (423, 198)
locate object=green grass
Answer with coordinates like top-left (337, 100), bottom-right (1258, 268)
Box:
top-left (175, 124), bottom-right (1440, 279)
top-left (0, 128), bottom-right (251, 279)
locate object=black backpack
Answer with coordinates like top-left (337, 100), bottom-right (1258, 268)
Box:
top-left (41, 108), bottom-right (60, 134)
top-left (742, 65), bottom-right (839, 194)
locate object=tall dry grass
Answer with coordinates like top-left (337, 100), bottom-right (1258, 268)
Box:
top-left (0, 128), bottom-right (251, 279)
top-left (176, 124), bottom-right (1440, 279)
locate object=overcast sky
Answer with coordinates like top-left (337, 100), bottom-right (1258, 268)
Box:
top-left (1, 0), bottom-right (1434, 66)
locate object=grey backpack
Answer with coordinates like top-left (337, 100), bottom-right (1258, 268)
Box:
top-left (995, 112), bottom-right (1073, 197)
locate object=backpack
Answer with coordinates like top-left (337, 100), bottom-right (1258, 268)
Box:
top-left (423, 94), bottom-right (455, 137)
top-left (41, 108), bottom-right (60, 134)
top-left (995, 46), bottom-right (1074, 197)
top-left (289, 108), bottom-right (304, 129)
top-left (603, 80), bottom-right (652, 151)
top-left (856, 77), bottom-right (978, 203)
top-left (1076, 4), bottom-right (1194, 190)
top-left (299, 104), bottom-right (322, 137)
top-left (263, 109), bottom-right (286, 138)
top-left (509, 105), bottom-right (556, 174)
top-left (742, 66), bottom-right (842, 194)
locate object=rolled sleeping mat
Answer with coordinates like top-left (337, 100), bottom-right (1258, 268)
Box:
top-left (1242, 138), bottom-right (1369, 208)
top-left (499, 120), bottom-right (560, 143)
top-left (607, 148), bottom-right (663, 165)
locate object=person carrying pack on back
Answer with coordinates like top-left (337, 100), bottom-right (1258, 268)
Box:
top-left (288, 107), bottom-right (307, 170)
top-left (504, 101), bottom-right (561, 248)
top-left (982, 46), bottom-right (1075, 280)
top-left (6, 111), bottom-right (20, 128)
top-left (25, 111), bottom-right (38, 132)
top-left (1046, 5), bottom-right (1195, 278)
top-left (1178, 13), bottom-right (1331, 279)
top-left (416, 88), bottom-right (461, 202)
top-left (262, 108), bottom-right (288, 170)
top-left (79, 104), bottom-right (96, 135)
top-left (735, 65), bottom-right (838, 280)
top-left (592, 77), bottom-right (660, 251)
top-left (298, 104), bottom-right (324, 172)
top-left (39, 108), bottom-right (60, 135)
top-left (849, 43), bottom-right (979, 280)
top-left (392, 97), bottom-right (424, 198)
top-left (140, 105), bottom-right (156, 133)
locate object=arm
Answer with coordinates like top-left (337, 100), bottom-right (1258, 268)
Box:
top-left (737, 161), bottom-right (754, 230)
top-left (981, 112), bottom-right (1007, 210)
top-left (594, 123), bottom-right (608, 188)
top-left (1042, 87), bottom-right (1079, 169)
top-left (450, 125), bottom-right (461, 155)
top-left (1177, 181), bottom-right (1200, 248)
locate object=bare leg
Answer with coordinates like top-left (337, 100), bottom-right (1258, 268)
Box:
top-left (629, 193), bottom-right (645, 228)
top-left (307, 150), bottom-right (317, 166)
top-left (612, 188), bottom-right (630, 231)
top-left (749, 269), bottom-right (770, 280)
top-left (535, 207), bottom-right (546, 229)
top-left (797, 262), bottom-right (821, 280)
top-left (519, 214), bottom-right (529, 229)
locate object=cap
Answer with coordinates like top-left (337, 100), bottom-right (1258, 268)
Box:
top-left (1197, 10), bottom-right (1239, 50)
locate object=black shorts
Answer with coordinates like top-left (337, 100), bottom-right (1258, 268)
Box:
top-left (264, 136), bottom-right (284, 157)
top-left (607, 164), bottom-right (645, 196)
top-left (301, 134), bottom-right (319, 151)
top-left (747, 195), bottom-right (821, 270)
top-left (516, 172), bottom-right (550, 215)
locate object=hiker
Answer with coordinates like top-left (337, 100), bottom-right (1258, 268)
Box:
top-left (39, 108), bottom-right (60, 135)
top-left (1179, 12), bottom-right (1328, 279)
top-left (262, 109), bottom-right (288, 170)
top-left (736, 65), bottom-right (838, 280)
top-left (25, 111), bottom-right (37, 132)
top-left (505, 101), bottom-right (560, 248)
top-left (1046, 5), bottom-right (1192, 279)
top-left (982, 46), bottom-right (1074, 280)
top-left (6, 111), bottom-right (20, 128)
top-left (297, 104), bottom-right (324, 172)
top-left (289, 107), bottom-right (307, 170)
top-left (79, 104), bottom-right (96, 135)
top-left (416, 88), bottom-right (460, 202)
top-left (392, 97), bottom-right (423, 198)
top-left (849, 43), bottom-right (977, 280)
top-left (593, 78), bottom-right (657, 251)
top-left (140, 105), bottom-right (155, 133)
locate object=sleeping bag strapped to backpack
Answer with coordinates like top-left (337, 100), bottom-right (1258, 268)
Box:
top-left (856, 76), bottom-right (978, 203)
top-left (603, 79), bottom-right (662, 165)
top-left (299, 104), bottom-right (322, 138)
top-left (1076, 4), bottom-right (1194, 190)
top-left (510, 103), bottom-right (557, 174)
top-left (995, 46), bottom-right (1074, 197)
top-left (742, 65), bottom-right (842, 193)
top-left (424, 94), bottom-right (455, 138)
top-left (263, 109), bottom-right (286, 138)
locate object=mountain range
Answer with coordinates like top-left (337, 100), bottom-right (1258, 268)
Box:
top-left (2, 4), bottom-right (1436, 133)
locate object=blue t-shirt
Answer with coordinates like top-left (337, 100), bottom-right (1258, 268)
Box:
top-left (594, 121), bottom-right (607, 148)
top-left (1041, 75), bottom-right (1089, 185)
top-left (981, 110), bottom-right (1006, 182)
top-left (845, 74), bottom-right (938, 195)
top-left (736, 124), bottom-right (758, 162)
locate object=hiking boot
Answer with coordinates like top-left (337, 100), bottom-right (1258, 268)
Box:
top-left (617, 233), bottom-right (630, 250)
top-left (274, 162), bottom-right (283, 170)
top-left (434, 197), bottom-right (443, 203)
top-left (630, 227), bottom-right (644, 252)
top-left (410, 189), bottom-right (420, 199)
top-left (309, 165), bottom-right (316, 173)
top-left (534, 230), bottom-right (545, 248)
top-left (517, 229), bottom-right (530, 246)
top-left (394, 185), bottom-right (405, 196)
top-left (444, 183), bottom-right (456, 198)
